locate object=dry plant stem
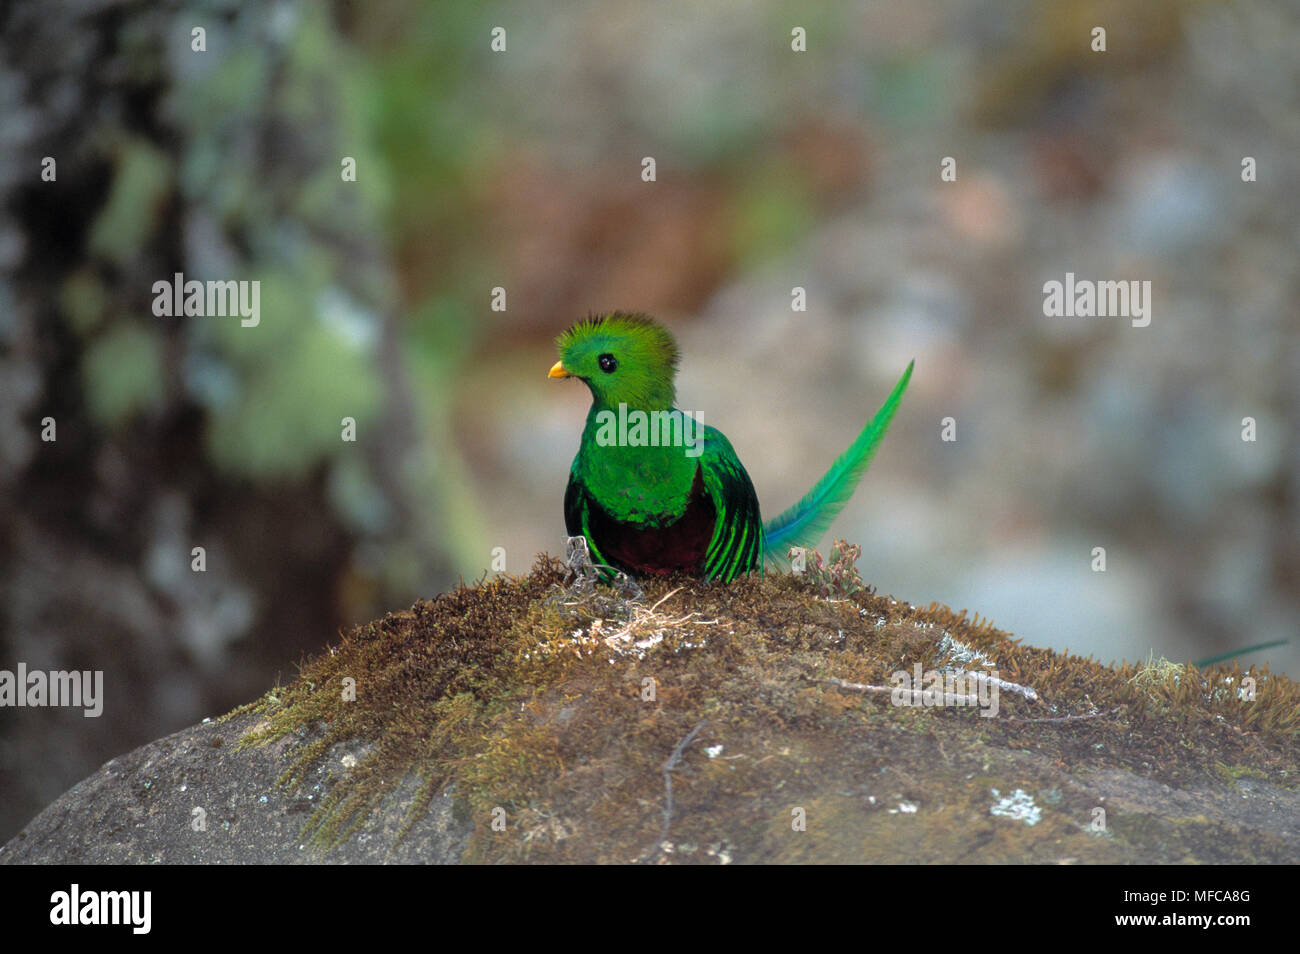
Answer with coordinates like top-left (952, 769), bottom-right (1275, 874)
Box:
top-left (951, 670), bottom-right (1041, 702)
top-left (1002, 707), bottom-right (1122, 724)
top-left (823, 676), bottom-right (982, 707)
top-left (639, 718), bottom-right (708, 862)
top-left (601, 588), bottom-right (719, 647)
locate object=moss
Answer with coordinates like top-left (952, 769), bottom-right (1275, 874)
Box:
top-left (227, 549), bottom-right (1300, 863)
top-left (1213, 762), bottom-right (1269, 783)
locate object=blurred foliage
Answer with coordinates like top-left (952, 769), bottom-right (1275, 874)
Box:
top-left (730, 160), bottom-right (817, 266)
top-left (88, 138), bottom-right (172, 267)
top-left (56, 0), bottom-right (495, 579)
top-left (348, 2), bottom-right (499, 311)
top-left (82, 324), bottom-right (165, 428)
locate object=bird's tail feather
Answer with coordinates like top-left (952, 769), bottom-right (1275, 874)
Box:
top-left (763, 360), bottom-right (913, 564)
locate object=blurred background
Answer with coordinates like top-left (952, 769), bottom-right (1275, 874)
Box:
top-left (1, 0), bottom-right (1296, 841)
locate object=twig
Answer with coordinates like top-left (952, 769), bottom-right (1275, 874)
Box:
top-left (1002, 707), bottom-right (1121, 724)
top-left (823, 676), bottom-right (981, 707)
top-left (824, 675), bottom-right (1116, 724)
top-left (946, 669), bottom-right (1040, 703)
top-left (648, 587), bottom-right (684, 614)
top-left (823, 670), bottom-right (1039, 705)
top-left (638, 719), bottom-right (707, 862)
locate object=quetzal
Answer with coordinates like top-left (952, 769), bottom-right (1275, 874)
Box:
top-left (550, 312), bottom-right (912, 582)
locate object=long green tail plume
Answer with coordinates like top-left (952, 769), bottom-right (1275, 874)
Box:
top-left (1191, 639), bottom-right (1288, 668)
top-left (764, 360), bottom-right (913, 563)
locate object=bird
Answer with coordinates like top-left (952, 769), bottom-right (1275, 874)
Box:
top-left (549, 311), bottom-right (912, 582)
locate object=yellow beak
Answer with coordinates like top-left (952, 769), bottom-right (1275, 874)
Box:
top-left (548, 361), bottom-right (571, 379)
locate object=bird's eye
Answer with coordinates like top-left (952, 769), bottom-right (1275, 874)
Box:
top-left (598, 353), bottom-right (618, 373)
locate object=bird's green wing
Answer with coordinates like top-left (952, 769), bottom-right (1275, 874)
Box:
top-left (698, 426), bottom-right (764, 582)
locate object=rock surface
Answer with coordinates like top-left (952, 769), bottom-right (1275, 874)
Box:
top-left (5, 559), bottom-right (1299, 864)
top-left (0, 714), bottom-right (470, 864)
top-left (6, 707), bottom-right (1300, 865)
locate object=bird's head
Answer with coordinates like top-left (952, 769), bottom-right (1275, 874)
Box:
top-left (550, 312), bottom-right (679, 411)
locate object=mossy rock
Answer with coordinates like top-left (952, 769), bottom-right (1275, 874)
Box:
top-left (5, 558), bottom-right (1298, 864)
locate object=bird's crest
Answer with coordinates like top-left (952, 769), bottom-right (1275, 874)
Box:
top-left (556, 312), bottom-right (680, 372)
top-left (554, 311), bottom-right (680, 409)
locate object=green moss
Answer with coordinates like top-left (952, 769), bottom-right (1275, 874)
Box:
top-left (228, 550), bottom-right (1300, 863)
top-left (1214, 762), bottom-right (1269, 783)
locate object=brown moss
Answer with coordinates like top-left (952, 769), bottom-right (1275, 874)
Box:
top-left (227, 550), bottom-right (1300, 862)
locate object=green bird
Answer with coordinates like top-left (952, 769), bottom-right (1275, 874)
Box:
top-left (550, 312), bottom-right (912, 582)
